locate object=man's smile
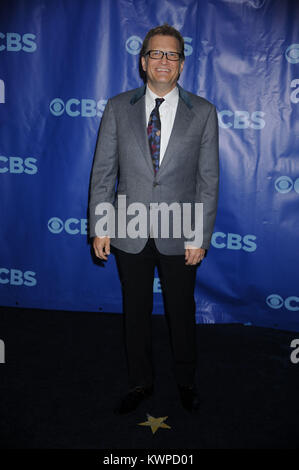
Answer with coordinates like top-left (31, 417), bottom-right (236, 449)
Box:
top-left (155, 67), bottom-right (171, 72)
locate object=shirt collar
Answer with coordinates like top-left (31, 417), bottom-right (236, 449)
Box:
top-left (146, 85), bottom-right (179, 108)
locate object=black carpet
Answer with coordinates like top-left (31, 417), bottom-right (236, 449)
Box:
top-left (0, 306), bottom-right (298, 449)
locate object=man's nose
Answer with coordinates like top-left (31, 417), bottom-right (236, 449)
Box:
top-left (161, 53), bottom-right (168, 64)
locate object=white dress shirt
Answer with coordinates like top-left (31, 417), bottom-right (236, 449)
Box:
top-left (145, 85), bottom-right (179, 163)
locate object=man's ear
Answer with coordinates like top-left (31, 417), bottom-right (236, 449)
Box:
top-left (180, 60), bottom-right (185, 74)
top-left (141, 56), bottom-right (147, 72)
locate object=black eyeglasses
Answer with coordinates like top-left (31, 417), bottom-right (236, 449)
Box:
top-left (145, 50), bottom-right (182, 61)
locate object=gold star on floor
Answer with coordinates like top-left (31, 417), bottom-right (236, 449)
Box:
top-left (138, 413), bottom-right (171, 434)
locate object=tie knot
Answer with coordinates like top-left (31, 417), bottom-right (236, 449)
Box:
top-left (155, 98), bottom-right (164, 109)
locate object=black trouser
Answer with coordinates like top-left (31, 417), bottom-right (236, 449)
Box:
top-left (113, 237), bottom-right (198, 389)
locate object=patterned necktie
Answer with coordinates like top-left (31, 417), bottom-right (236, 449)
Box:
top-left (147, 98), bottom-right (165, 174)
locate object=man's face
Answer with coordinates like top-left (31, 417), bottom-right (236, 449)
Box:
top-left (141, 35), bottom-right (184, 93)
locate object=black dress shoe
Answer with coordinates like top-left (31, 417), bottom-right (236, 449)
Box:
top-left (178, 384), bottom-right (200, 412)
top-left (113, 385), bottom-right (154, 415)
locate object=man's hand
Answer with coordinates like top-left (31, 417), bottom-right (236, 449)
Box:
top-left (185, 247), bottom-right (206, 265)
top-left (93, 236), bottom-right (110, 261)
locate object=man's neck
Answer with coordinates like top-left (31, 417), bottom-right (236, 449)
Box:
top-left (147, 82), bottom-right (177, 97)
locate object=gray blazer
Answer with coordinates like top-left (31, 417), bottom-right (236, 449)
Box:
top-left (89, 84), bottom-right (219, 255)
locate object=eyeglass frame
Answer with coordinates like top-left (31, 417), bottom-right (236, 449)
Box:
top-left (145, 50), bottom-right (183, 61)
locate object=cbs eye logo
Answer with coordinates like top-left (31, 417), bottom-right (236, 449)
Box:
top-left (126, 36), bottom-right (143, 55)
top-left (49, 98), bottom-right (65, 116)
top-left (285, 44), bottom-right (299, 64)
top-left (48, 217), bottom-right (64, 234)
top-left (274, 176), bottom-right (299, 194)
top-left (266, 294), bottom-right (284, 309)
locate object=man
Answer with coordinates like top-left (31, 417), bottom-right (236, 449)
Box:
top-left (89, 24), bottom-right (219, 414)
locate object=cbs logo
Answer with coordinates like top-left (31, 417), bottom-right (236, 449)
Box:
top-left (0, 268), bottom-right (37, 287)
top-left (218, 110), bottom-right (265, 130)
top-left (266, 294), bottom-right (299, 312)
top-left (211, 232), bottom-right (257, 252)
top-left (126, 36), bottom-right (143, 55)
top-left (0, 156), bottom-right (37, 174)
top-left (285, 44), bottom-right (299, 64)
top-left (153, 277), bottom-right (162, 293)
top-left (48, 217), bottom-right (88, 235)
top-left (49, 98), bottom-right (107, 118)
top-left (274, 176), bottom-right (299, 194)
top-left (0, 32), bottom-right (36, 52)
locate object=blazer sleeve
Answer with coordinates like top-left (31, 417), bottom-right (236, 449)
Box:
top-left (196, 104), bottom-right (219, 250)
top-left (89, 99), bottom-right (118, 238)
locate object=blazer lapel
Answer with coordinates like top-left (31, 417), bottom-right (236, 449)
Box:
top-left (127, 94), bottom-right (154, 174)
top-left (158, 97), bottom-right (195, 176)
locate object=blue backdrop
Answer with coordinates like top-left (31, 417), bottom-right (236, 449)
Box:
top-left (1, 0), bottom-right (299, 331)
